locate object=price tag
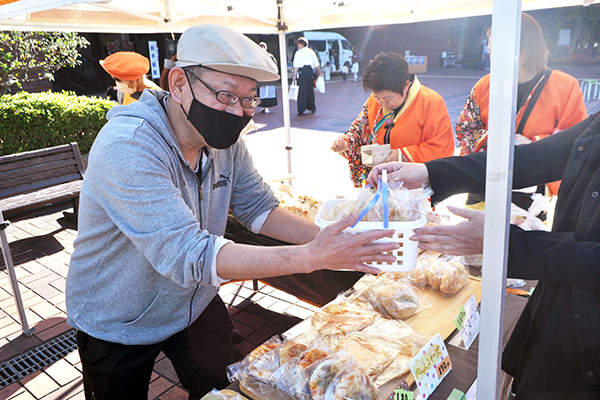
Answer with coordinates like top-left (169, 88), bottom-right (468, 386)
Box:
top-left (457, 295), bottom-right (480, 350)
top-left (393, 389), bottom-right (414, 400)
top-left (408, 333), bottom-right (452, 399)
top-left (454, 306), bottom-right (466, 330)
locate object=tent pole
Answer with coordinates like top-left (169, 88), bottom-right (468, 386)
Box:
top-left (276, 0), bottom-right (292, 180)
top-left (477, 0), bottom-right (521, 398)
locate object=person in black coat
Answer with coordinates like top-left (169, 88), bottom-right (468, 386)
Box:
top-left (368, 112), bottom-right (600, 400)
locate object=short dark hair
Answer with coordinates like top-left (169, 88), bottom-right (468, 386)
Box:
top-left (362, 52), bottom-right (411, 95)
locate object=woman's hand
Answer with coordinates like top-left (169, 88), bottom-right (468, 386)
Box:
top-left (331, 138), bottom-right (349, 153)
top-left (410, 206), bottom-right (484, 255)
top-left (367, 162), bottom-right (429, 189)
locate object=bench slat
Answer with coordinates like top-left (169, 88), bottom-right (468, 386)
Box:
top-left (0, 143), bottom-right (73, 163)
top-left (0, 180), bottom-right (82, 214)
top-left (1, 173), bottom-right (83, 200)
top-left (0, 143), bottom-right (85, 223)
top-left (1, 163), bottom-right (81, 194)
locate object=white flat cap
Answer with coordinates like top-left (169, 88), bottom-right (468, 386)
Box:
top-left (176, 24), bottom-right (279, 82)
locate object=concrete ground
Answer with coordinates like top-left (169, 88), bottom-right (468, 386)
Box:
top-left (0, 64), bottom-right (599, 400)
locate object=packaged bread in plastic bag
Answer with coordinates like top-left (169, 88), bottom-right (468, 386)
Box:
top-left (272, 339), bottom-right (332, 399)
top-left (352, 273), bottom-right (429, 320)
top-left (322, 184), bottom-right (432, 223)
top-left (322, 355), bottom-right (379, 400)
top-left (413, 252), bottom-right (469, 295)
top-left (334, 318), bottom-right (428, 386)
top-left (309, 298), bottom-right (378, 337)
top-left (308, 351), bottom-right (354, 400)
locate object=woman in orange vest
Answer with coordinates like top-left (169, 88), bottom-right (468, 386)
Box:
top-left (331, 52), bottom-right (454, 187)
top-left (456, 13), bottom-right (587, 204)
top-left (100, 51), bottom-right (161, 105)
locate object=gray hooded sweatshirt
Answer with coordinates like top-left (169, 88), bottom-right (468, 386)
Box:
top-left (66, 90), bottom-right (279, 345)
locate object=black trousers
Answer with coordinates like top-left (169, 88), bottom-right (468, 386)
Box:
top-left (297, 65), bottom-right (315, 113)
top-left (76, 294), bottom-right (234, 400)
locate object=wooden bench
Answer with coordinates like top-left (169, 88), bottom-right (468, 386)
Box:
top-left (0, 143), bottom-right (85, 336)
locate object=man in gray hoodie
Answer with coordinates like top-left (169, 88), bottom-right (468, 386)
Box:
top-left (66, 24), bottom-right (397, 400)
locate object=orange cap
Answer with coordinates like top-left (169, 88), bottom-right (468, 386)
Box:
top-left (100, 51), bottom-right (150, 81)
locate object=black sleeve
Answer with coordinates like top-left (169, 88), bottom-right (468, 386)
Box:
top-left (508, 225), bottom-right (600, 290)
top-left (425, 114), bottom-right (598, 204)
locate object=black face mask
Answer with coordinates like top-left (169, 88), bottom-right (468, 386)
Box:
top-left (181, 74), bottom-right (252, 149)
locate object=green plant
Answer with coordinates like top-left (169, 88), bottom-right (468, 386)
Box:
top-left (0, 91), bottom-right (114, 155)
top-left (0, 31), bottom-right (89, 94)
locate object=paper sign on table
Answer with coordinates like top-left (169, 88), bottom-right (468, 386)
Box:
top-left (455, 294), bottom-right (480, 350)
top-left (408, 333), bottom-right (452, 399)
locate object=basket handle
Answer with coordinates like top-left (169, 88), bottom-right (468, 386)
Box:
top-left (351, 169), bottom-right (390, 228)
top-left (351, 185), bottom-right (381, 228)
top-left (382, 169), bottom-right (389, 228)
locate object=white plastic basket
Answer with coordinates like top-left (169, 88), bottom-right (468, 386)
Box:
top-left (315, 198), bottom-right (426, 272)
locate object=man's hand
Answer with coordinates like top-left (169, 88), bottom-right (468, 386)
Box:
top-left (410, 206), bottom-right (484, 255)
top-left (331, 138), bottom-right (349, 153)
top-left (367, 162), bottom-right (429, 189)
top-left (307, 212), bottom-right (398, 274)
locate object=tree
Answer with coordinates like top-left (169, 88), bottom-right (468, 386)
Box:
top-left (0, 31), bottom-right (89, 94)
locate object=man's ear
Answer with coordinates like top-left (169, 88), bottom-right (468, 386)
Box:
top-left (168, 67), bottom-right (188, 104)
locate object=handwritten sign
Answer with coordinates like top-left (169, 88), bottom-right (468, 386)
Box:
top-left (393, 389), bottom-right (414, 400)
top-left (456, 295), bottom-right (480, 350)
top-left (408, 333), bottom-right (452, 399)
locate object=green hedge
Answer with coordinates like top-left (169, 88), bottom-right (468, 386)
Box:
top-left (0, 91), bottom-right (114, 156)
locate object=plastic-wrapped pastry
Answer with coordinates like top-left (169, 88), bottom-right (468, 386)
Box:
top-left (309, 354), bottom-right (352, 400)
top-left (310, 302), bottom-right (377, 336)
top-left (327, 369), bottom-right (378, 400)
top-left (370, 284), bottom-right (419, 320)
top-left (439, 261), bottom-right (470, 295)
top-left (278, 341), bottom-right (308, 365)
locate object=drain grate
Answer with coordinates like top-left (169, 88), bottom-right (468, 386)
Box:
top-left (0, 329), bottom-right (78, 389)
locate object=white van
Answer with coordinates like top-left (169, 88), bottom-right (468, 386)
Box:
top-left (287, 31), bottom-right (353, 75)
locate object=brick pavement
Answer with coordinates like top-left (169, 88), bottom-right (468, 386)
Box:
top-left (1, 64), bottom-right (599, 400)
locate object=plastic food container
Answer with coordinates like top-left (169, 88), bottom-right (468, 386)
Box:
top-left (315, 198), bottom-right (426, 272)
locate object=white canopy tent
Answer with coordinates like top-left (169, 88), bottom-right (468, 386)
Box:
top-left (1, 0), bottom-right (598, 398)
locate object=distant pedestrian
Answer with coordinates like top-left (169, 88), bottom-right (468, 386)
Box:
top-left (258, 42), bottom-right (278, 114)
top-left (292, 37), bottom-right (321, 115)
top-left (351, 46), bottom-right (360, 82)
top-left (341, 65), bottom-right (349, 82)
top-left (100, 51), bottom-right (161, 105)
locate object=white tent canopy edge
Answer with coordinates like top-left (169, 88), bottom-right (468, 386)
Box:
top-left (0, 1), bottom-right (598, 399)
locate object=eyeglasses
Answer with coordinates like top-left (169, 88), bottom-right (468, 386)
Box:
top-left (186, 69), bottom-right (262, 109)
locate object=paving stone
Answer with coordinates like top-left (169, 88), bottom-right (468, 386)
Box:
top-left (29, 302), bottom-right (61, 320)
top-left (0, 382), bottom-right (26, 400)
top-left (21, 371), bottom-right (60, 398)
top-left (31, 284), bottom-right (62, 300)
top-left (148, 376), bottom-right (175, 399)
top-left (158, 385), bottom-right (189, 400)
top-left (7, 332), bottom-right (42, 352)
top-left (39, 376), bottom-right (83, 400)
top-left (153, 357), bottom-right (179, 383)
top-left (231, 311), bottom-right (268, 330)
top-left (44, 359), bottom-right (81, 386)
top-left (35, 320), bottom-right (72, 342)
